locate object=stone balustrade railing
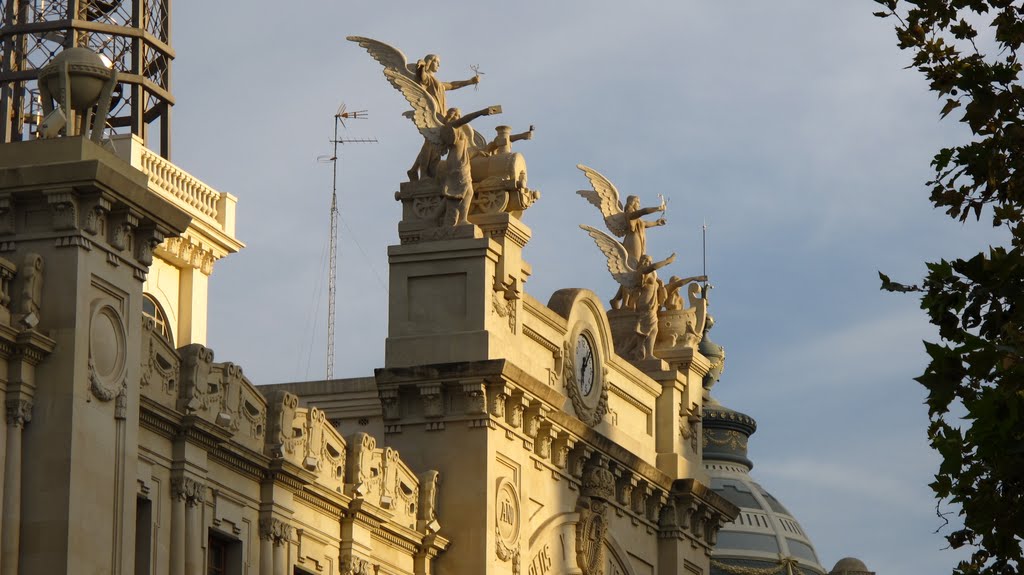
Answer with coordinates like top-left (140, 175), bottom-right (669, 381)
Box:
top-left (109, 135), bottom-right (237, 236)
top-left (138, 146), bottom-right (219, 220)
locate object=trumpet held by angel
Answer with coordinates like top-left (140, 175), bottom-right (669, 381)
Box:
top-left (576, 164), bottom-right (667, 267)
top-left (347, 36), bottom-right (484, 181)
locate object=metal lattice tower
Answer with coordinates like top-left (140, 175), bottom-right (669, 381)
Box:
top-left (324, 104), bottom-right (374, 380)
top-left (0, 0), bottom-right (173, 156)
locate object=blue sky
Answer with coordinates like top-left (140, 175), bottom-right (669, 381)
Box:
top-left (167, 2), bottom-right (1007, 573)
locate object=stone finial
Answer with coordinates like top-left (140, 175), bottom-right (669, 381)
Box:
top-left (36, 47), bottom-right (119, 142)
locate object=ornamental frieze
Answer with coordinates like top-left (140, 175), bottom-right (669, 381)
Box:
top-left (157, 235), bottom-right (217, 274)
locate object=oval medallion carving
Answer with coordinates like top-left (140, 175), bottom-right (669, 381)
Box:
top-left (495, 478), bottom-right (521, 562)
top-left (89, 304), bottom-right (126, 402)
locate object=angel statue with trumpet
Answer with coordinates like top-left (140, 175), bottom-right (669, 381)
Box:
top-left (347, 36), bottom-right (481, 181)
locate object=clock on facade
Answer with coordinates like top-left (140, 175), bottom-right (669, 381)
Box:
top-left (575, 333), bottom-right (596, 397)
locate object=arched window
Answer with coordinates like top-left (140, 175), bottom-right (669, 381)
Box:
top-left (142, 293), bottom-right (173, 346)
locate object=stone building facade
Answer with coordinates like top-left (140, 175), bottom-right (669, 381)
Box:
top-left (0, 11), bottom-right (872, 575)
top-left (0, 57), bottom-right (740, 575)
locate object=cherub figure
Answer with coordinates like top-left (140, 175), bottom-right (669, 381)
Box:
top-left (577, 165), bottom-right (667, 267)
top-left (384, 69), bottom-right (500, 226)
top-left (347, 37), bottom-right (481, 181)
top-left (581, 225), bottom-right (674, 359)
top-left (660, 275), bottom-right (708, 310)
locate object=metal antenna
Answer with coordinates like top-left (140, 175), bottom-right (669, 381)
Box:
top-left (322, 103), bottom-right (376, 380)
top-left (702, 219), bottom-right (708, 284)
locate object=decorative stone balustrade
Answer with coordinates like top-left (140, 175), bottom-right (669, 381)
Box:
top-left (109, 135), bottom-right (237, 236)
top-left (138, 147), bottom-right (220, 221)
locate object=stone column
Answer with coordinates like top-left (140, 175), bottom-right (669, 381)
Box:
top-left (169, 493), bottom-right (185, 575)
top-left (1, 399), bottom-right (30, 575)
top-left (259, 518), bottom-right (291, 575)
top-left (172, 477), bottom-right (205, 575)
top-left (273, 539), bottom-right (287, 575)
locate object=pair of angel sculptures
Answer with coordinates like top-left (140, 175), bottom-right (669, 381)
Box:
top-left (577, 165), bottom-right (709, 362)
top-left (348, 37), bottom-right (539, 241)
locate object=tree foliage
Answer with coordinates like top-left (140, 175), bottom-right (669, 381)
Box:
top-left (874, 1), bottom-right (1024, 573)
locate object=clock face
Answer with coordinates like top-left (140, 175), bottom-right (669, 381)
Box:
top-left (575, 334), bottom-right (596, 396)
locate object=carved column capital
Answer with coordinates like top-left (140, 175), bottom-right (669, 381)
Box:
top-left (5, 398), bottom-right (32, 428)
top-left (551, 432), bottom-right (574, 469)
top-left (617, 473), bottom-right (639, 507)
top-left (80, 193), bottom-right (112, 236)
top-left (340, 554), bottom-right (370, 575)
top-left (171, 476), bottom-right (206, 507)
top-left (108, 208), bottom-right (140, 251)
top-left (134, 224), bottom-right (165, 267)
top-left (420, 384), bottom-right (444, 418)
top-left (535, 422), bottom-right (557, 459)
top-left (506, 392), bottom-right (530, 429)
top-left (461, 382), bottom-right (487, 415)
top-left (45, 190), bottom-right (79, 231)
top-left (523, 402), bottom-right (548, 439)
top-left (379, 388), bottom-right (400, 420)
top-left (259, 517), bottom-right (292, 546)
top-left (486, 382), bottom-right (512, 418)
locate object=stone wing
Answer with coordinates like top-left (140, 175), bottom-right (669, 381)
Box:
top-left (385, 70), bottom-right (445, 145)
top-left (346, 36), bottom-right (418, 87)
top-left (580, 225), bottom-right (640, 289)
top-left (469, 126), bottom-right (488, 151)
top-left (577, 165), bottom-right (627, 237)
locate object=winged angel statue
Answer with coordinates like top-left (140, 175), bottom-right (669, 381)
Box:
top-left (576, 165), bottom-right (668, 309)
top-left (379, 65), bottom-right (500, 226)
top-left (576, 165), bottom-right (667, 273)
top-left (580, 224), bottom-right (675, 360)
top-left (347, 36), bottom-right (482, 182)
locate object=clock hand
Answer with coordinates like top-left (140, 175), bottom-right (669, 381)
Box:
top-left (580, 354), bottom-right (589, 377)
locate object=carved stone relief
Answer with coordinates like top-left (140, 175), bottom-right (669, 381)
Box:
top-left (679, 401), bottom-right (701, 454)
top-left (5, 399), bottom-right (32, 428)
top-left (172, 476), bottom-right (206, 507)
top-left (340, 555), bottom-right (370, 575)
top-left (495, 478), bottom-right (521, 566)
top-left (258, 517), bottom-right (292, 546)
top-left (575, 460), bottom-right (614, 575)
top-left (88, 303), bottom-right (127, 405)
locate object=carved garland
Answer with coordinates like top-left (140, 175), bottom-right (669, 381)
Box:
top-left (709, 558), bottom-right (810, 575)
top-left (703, 429), bottom-right (748, 451)
top-left (88, 304), bottom-right (128, 412)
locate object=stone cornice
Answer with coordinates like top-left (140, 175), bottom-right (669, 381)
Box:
top-left (376, 359), bottom-right (678, 495)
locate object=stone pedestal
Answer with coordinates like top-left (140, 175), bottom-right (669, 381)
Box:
top-left (385, 213), bottom-right (532, 368)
